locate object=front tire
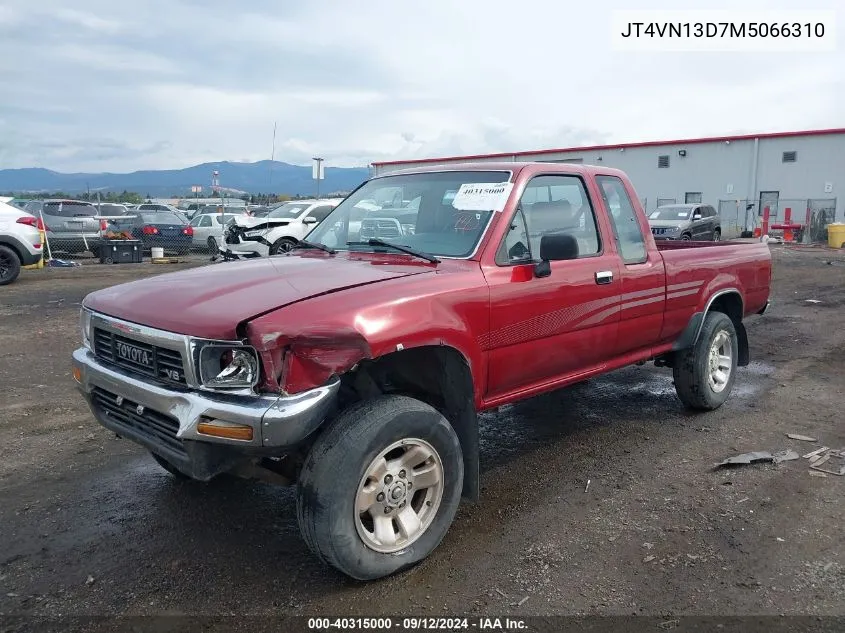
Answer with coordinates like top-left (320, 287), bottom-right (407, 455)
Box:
top-left (673, 312), bottom-right (738, 411)
top-left (713, 228), bottom-right (721, 241)
top-left (297, 395), bottom-right (464, 580)
top-left (269, 237), bottom-right (297, 255)
top-left (680, 233), bottom-right (692, 241)
top-left (0, 245), bottom-right (22, 285)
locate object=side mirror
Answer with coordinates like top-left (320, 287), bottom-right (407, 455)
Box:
top-left (534, 233), bottom-right (579, 278)
top-left (303, 216), bottom-right (318, 224)
top-left (693, 212), bottom-right (702, 220)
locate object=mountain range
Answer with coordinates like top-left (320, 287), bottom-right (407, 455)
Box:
top-left (0, 160), bottom-right (371, 197)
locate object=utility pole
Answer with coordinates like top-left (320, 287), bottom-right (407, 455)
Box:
top-left (269, 121), bottom-right (277, 196)
top-left (312, 157), bottom-right (324, 199)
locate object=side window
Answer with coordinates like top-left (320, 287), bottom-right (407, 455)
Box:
top-left (497, 207), bottom-right (531, 264)
top-left (308, 205), bottom-right (335, 222)
top-left (496, 175), bottom-right (601, 265)
top-left (596, 175), bottom-right (647, 265)
top-left (199, 215), bottom-right (212, 227)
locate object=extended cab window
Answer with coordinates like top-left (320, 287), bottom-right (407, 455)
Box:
top-left (497, 175), bottom-right (600, 265)
top-left (596, 176), bottom-right (647, 265)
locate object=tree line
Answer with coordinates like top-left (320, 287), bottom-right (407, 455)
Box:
top-left (2, 190), bottom-right (351, 204)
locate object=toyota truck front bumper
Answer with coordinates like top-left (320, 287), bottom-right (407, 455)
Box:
top-left (72, 347), bottom-right (339, 480)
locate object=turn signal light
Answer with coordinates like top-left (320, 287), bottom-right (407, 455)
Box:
top-left (197, 419), bottom-right (254, 441)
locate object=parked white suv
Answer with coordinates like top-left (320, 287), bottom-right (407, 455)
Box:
top-left (0, 197), bottom-right (43, 285)
top-left (221, 198), bottom-right (341, 258)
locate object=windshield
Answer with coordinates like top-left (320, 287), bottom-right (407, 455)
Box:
top-left (98, 204), bottom-right (127, 215)
top-left (307, 171), bottom-right (511, 258)
top-left (650, 206), bottom-right (692, 221)
top-left (43, 201), bottom-right (96, 217)
top-left (269, 203), bottom-right (312, 219)
top-left (141, 211), bottom-right (183, 224)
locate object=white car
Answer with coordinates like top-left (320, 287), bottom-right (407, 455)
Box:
top-left (0, 197), bottom-right (43, 285)
top-left (188, 212), bottom-right (246, 253)
top-left (222, 198), bottom-right (342, 258)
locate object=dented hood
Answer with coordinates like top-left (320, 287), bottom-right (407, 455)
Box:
top-left (83, 254), bottom-right (432, 339)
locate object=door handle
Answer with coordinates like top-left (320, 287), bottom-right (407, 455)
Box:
top-left (595, 270), bottom-right (613, 284)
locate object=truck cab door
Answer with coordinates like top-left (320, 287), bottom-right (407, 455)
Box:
top-left (596, 175), bottom-right (667, 357)
top-left (481, 174), bottom-right (622, 400)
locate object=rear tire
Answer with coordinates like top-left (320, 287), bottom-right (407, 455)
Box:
top-left (207, 237), bottom-right (218, 254)
top-left (297, 395), bottom-right (464, 580)
top-left (673, 312), bottom-right (738, 411)
top-left (270, 237), bottom-right (297, 255)
top-left (0, 245), bottom-right (21, 285)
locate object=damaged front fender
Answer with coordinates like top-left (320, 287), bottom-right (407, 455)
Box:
top-left (247, 323), bottom-right (372, 394)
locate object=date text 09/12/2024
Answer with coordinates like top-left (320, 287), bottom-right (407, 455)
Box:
top-left (307, 617), bottom-right (528, 631)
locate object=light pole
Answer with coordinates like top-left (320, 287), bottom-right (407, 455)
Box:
top-left (312, 157), bottom-right (324, 199)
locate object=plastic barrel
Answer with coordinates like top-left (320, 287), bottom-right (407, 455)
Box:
top-left (827, 223), bottom-right (845, 249)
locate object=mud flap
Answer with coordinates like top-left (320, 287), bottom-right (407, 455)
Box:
top-left (736, 320), bottom-right (750, 367)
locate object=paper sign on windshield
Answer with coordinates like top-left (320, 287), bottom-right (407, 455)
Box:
top-left (451, 182), bottom-right (514, 212)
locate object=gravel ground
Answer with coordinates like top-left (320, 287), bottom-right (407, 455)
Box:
top-left (1, 247), bottom-right (844, 627)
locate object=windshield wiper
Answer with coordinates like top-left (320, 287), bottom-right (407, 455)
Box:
top-left (347, 239), bottom-right (440, 264)
top-left (291, 239), bottom-right (336, 255)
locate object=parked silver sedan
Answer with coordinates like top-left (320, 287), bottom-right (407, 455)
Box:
top-left (188, 212), bottom-right (243, 252)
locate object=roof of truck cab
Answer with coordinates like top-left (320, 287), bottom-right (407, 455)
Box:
top-left (372, 162), bottom-right (627, 178)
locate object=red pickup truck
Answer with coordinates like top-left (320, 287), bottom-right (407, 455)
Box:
top-left (72, 163), bottom-right (771, 580)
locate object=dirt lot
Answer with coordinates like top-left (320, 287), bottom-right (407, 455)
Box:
top-left (1, 248), bottom-right (845, 625)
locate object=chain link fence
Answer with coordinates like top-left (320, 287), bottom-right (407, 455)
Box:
top-left (716, 198), bottom-right (837, 243)
top-left (29, 201), bottom-right (248, 262)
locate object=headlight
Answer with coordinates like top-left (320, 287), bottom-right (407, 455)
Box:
top-left (198, 345), bottom-right (259, 389)
top-left (80, 309), bottom-right (92, 349)
top-left (400, 223), bottom-right (416, 235)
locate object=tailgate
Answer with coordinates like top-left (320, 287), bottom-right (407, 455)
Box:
top-left (155, 224), bottom-right (186, 238)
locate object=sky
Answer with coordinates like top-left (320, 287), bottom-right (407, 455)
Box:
top-left (0, 0), bottom-right (842, 173)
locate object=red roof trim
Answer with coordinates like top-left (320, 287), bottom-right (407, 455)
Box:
top-left (371, 127), bottom-right (845, 167)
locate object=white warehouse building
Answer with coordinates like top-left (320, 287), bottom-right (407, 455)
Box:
top-left (370, 128), bottom-right (845, 239)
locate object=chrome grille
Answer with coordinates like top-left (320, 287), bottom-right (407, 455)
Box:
top-left (91, 387), bottom-right (186, 457)
top-left (651, 227), bottom-right (668, 235)
top-left (93, 327), bottom-right (186, 385)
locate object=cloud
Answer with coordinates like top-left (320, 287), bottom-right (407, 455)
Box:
top-left (51, 8), bottom-right (125, 34)
top-left (0, 0), bottom-right (842, 173)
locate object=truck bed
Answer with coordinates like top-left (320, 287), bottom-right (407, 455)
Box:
top-left (655, 238), bottom-right (760, 251)
top-left (658, 238), bottom-right (772, 319)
